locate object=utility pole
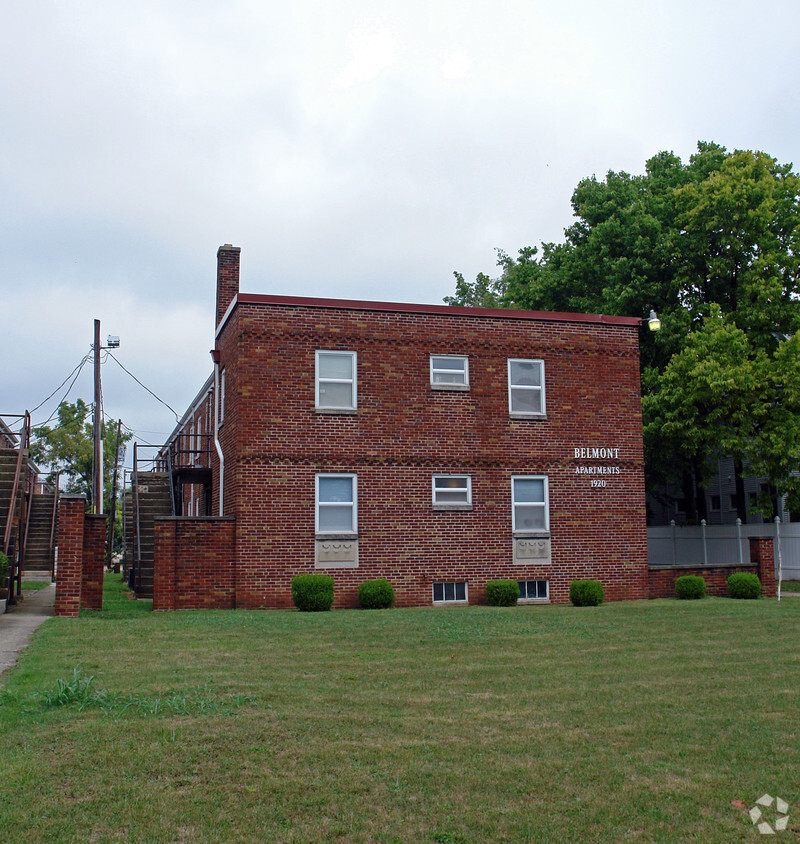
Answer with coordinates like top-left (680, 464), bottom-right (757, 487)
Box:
top-left (93, 319), bottom-right (103, 515)
top-left (105, 419), bottom-right (123, 571)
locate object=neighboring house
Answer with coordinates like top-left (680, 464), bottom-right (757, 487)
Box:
top-left (154, 245), bottom-right (649, 608)
top-left (647, 456), bottom-right (794, 527)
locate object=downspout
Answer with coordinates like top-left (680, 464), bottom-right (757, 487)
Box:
top-left (212, 349), bottom-right (224, 516)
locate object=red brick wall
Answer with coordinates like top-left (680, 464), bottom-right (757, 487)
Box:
top-left (153, 517), bottom-right (236, 610)
top-left (212, 298), bottom-right (648, 609)
top-left (648, 565), bottom-right (764, 598)
top-left (55, 496), bottom-right (85, 617)
top-left (749, 536), bottom-right (776, 597)
top-left (81, 514), bottom-right (107, 610)
top-left (55, 498), bottom-right (106, 615)
top-left (215, 245), bottom-right (240, 328)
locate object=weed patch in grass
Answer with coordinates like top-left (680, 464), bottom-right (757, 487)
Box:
top-left (35, 666), bottom-right (254, 716)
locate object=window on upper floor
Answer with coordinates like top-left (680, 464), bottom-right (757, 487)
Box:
top-left (316, 474), bottom-right (357, 534)
top-left (219, 368), bottom-right (226, 424)
top-left (508, 359), bottom-right (545, 417)
top-left (432, 475), bottom-right (472, 509)
top-left (511, 475), bottom-right (549, 533)
top-left (430, 355), bottom-right (469, 390)
top-left (316, 351), bottom-right (357, 411)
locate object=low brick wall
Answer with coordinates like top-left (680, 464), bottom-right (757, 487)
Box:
top-left (153, 517), bottom-right (236, 610)
top-left (649, 536), bottom-right (776, 598)
top-left (55, 497), bottom-right (107, 616)
top-left (80, 514), bottom-right (107, 610)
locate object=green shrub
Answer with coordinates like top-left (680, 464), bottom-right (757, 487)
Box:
top-left (291, 574), bottom-right (334, 611)
top-left (357, 578), bottom-right (395, 609)
top-left (569, 579), bottom-right (604, 607)
top-left (727, 572), bottom-right (761, 599)
top-left (0, 551), bottom-right (9, 589)
top-left (674, 575), bottom-right (706, 600)
top-left (485, 579), bottom-right (519, 606)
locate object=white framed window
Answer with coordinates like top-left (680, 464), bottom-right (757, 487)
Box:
top-left (432, 475), bottom-right (472, 508)
top-left (430, 355), bottom-right (469, 389)
top-left (508, 359), bottom-right (545, 416)
top-left (518, 579), bottom-right (549, 601)
top-left (511, 475), bottom-right (549, 532)
top-left (316, 474), bottom-right (357, 534)
top-left (316, 351), bottom-right (357, 410)
top-left (433, 581), bottom-right (467, 603)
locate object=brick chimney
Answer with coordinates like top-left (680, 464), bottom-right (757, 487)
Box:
top-left (215, 244), bottom-right (241, 328)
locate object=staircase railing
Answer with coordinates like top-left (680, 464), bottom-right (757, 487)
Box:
top-left (130, 443), bottom-right (168, 591)
top-left (133, 443), bottom-right (142, 591)
top-left (48, 472), bottom-right (60, 579)
top-left (1, 412), bottom-right (31, 604)
top-left (165, 448), bottom-right (176, 517)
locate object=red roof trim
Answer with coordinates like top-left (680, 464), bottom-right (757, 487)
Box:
top-left (235, 293), bottom-right (641, 326)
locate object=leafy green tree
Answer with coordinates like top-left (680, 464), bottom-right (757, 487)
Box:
top-left (450, 142), bottom-right (800, 520)
top-left (30, 400), bottom-right (132, 545)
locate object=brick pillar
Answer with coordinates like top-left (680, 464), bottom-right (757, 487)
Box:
top-left (215, 244), bottom-right (241, 327)
top-left (749, 536), bottom-right (776, 597)
top-left (81, 514), bottom-right (107, 611)
top-left (153, 518), bottom-right (177, 611)
top-left (55, 496), bottom-right (86, 617)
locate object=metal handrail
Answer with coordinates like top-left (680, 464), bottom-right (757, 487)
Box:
top-left (2, 413), bottom-right (29, 557)
top-left (165, 448), bottom-right (176, 516)
top-left (133, 443), bottom-right (142, 591)
top-left (48, 472), bottom-right (59, 579)
top-left (2, 412), bottom-right (31, 604)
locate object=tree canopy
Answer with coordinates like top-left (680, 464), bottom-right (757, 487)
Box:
top-left (448, 142), bottom-right (800, 520)
top-left (30, 399), bottom-right (131, 516)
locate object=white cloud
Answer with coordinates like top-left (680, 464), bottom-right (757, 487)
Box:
top-left (2, 0), bottom-right (799, 443)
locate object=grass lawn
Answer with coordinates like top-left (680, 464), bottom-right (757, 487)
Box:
top-left (781, 579), bottom-right (800, 592)
top-left (1, 575), bottom-right (798, 843)
top-left (21, 580), bottom-right (52, 591)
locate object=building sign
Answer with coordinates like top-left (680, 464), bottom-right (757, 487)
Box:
top-left (573, 446), bottom-right (621, 487)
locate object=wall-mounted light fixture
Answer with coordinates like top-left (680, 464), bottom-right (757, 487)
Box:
top-left (648, 310), bottom-right (662, 332)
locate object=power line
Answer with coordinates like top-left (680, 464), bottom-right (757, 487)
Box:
top-left (35, 360), bottom-right (93, 428)
top-left (105, 351), bottom-right (181, 422)
top-left (29, 353), bottom-right (91, 417)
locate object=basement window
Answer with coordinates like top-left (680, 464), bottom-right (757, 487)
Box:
top-left (518, 579), bottom-right (549, 602)
top-left (433, 581), bottom-right (467, 603)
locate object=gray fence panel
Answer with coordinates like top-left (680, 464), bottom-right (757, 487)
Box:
top-left (647, 522), bottom-right (800, 579)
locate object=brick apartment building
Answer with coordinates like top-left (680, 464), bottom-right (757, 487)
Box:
top-left (153, 245), bottom-right (648, 609)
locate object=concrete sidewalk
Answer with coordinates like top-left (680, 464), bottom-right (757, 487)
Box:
top-left (0, 583), bottom-right (55, 681)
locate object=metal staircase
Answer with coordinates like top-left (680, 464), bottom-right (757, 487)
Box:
top-left (127, 444), bottom-right (174, 598)
top-left (1, 413), bottom-right (58, 605)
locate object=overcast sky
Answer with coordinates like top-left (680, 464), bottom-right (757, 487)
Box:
top-left (2, 0), bottom-right (799, 462)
